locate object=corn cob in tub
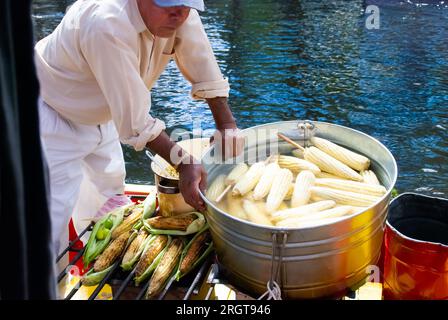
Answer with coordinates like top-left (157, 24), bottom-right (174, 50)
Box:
top-left (291, 170), bottom-right (316, 207)
top-left (266, 168), bottom-right (294, 213)
top-left (232, 162), bottom-right (266, 196)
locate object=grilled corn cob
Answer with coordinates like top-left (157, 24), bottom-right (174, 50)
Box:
top-left (304, 146), bottom-right (363, 181)
top-left (225, 163), bottom-right (249, 185)
top-left (266, 168), bottom-right (293, 213)
top-left (111, 205), bottom-right (144, 239)
top-left (178, 231), bottom-right (212, 276)
top-left (291, 170), bottom-right (316, 207)
top-left (276, 205), bottom-right (353, 228)
top-left (271, 200), bottom-right (336, 223)
top-left (242, 200), bottom-right (273, 226)
top-left (232, 162), bottom-right (266, 196)
top-left (145, 238), bottom-right (184, 299)
top-left (310, 187), bottom-right (380, 207)
top-left (360, 170), bottom-right (380, 185)
top-left (311, 137), bottom-right (370, 171)
top-left (226, 192), bottom-right (248, 220)
top-left (278, 155), bottom-right (321, 175)
top-left (253, 162), bottom-right (280, 200)
top-left (121, 229), bottom-right (149, 269)
top-left (291, 148), bottom-right (304, 159)
top-left (135, 235), bottom-right (169, 280)
top-left (93, 231), bottom-right (130, 272)
top-left (206, 174), bottom-right (227, 201)
top-left (315, 178), bottom-right (386, 196)
top-left (147, 212), bottom-right (197, 231)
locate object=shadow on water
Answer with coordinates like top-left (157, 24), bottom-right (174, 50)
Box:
top-left (32, 0), bottom-right (448, 196)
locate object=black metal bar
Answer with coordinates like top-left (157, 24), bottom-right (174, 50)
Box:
top-left (183, 257), bottom-right (212, 300)
top-left (87, 260), bottom-right (121, 300)
top-left (57, 246), bottom-right (86, 283)
top-left (157, 275), bottom-right (176, 300)
top-left (64, 279), bottom-right (82, 300)
top-left (136, 281), bottom-right (150, 300)
top-left (114, 269), bottom-right (136, 300)
top-left (56, 222), bottom-right (94, 262)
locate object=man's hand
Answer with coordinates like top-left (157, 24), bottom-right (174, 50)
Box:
top-left (177, 160), bottom-right (207, 212)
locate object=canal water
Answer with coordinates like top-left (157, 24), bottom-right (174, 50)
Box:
top-left (32, 0), bottom-right (448, 197)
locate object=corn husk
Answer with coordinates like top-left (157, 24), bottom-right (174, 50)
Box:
top-left (144, 212), bottom-right (206, 236)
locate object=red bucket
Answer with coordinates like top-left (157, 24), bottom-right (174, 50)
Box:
top-left (383, 193), bottom-right (448, 300)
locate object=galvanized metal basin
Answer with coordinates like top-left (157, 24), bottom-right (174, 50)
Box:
top-left (199, 120), bottom-right (398, 299)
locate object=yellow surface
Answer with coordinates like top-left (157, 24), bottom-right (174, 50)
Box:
top-left (343, 282), bottom-right (383, 300)
top-left (61, 275), bottom-right (113, 300)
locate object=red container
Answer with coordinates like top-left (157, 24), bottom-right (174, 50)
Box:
top-left (383, 193), bottom-right (448, 300)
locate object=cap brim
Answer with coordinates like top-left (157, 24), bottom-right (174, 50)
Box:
top-left (153, 0), bottom-right (205, 11)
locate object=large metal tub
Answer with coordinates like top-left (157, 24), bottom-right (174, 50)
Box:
top-left (200, 121), bottom-right (398, 299)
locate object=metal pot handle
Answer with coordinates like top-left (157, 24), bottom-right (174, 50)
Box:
top-left (258, 231), bottom-right (288, 300)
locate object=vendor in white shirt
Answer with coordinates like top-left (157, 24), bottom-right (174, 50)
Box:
top-left (34, 0), bottom-right (242, 255)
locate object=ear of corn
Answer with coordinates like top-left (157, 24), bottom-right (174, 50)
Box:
top-left (83, 204), bottom-right (128, 267)
top-left (253, 162), bottom-right (280, 200)
top-left (111, 205), bottom-right (144, 239)
top-left (315, 172), bottom-right (346, 180)
top-left (242, 200), bottom-right (273, 226)
top-left (232, 162), bottom-right (266, 196)
top-left (276, 205), bottom-right (353, 228)
top-left (145, 238), bottom-right (184, 299)
top-left (225, 192), bottom-right (248, 220)
top-left (291, 148), bottom-right (304, 159)
top-left (176, 226), bottom-right (213, 280)
top-left (283, 183), bottom-right (294, 201)
top-left (311, 137), bottom-right (370, 171)
top-left (225, 163), bottom-right (249, 185)
top-left (277, 201), bottom-right (289, 211)
top-left (142, 191), bottom-right (157, 219)
top-left (310, 186), bottom-right (380, 207)
top-left (271, 200), bottom-right (336, 223)
top-left (361, 170), bottom-right (381, 185)
top-left (304, 146), bottom-right (363, 181)
top-left (81, 264), bottom-right (114, 287)
top-left (315, 178), bottom-right (386, 196)
top-left (121, 229), bottom-right (150, 271)
top-left (266, 168), bottom-right (294, 213)
top-left (206, 174), bottom-right (227, 201)
top-left (134, 235), bottom-right (170, 285)
top-left (291, 170), bottom-right (316, 207)
top-left (278, 155), bottom-right (321, 175)
top-left (93, 230), bottom-right (131, 272)
top-left (144, 212), bottom-right (206, 235)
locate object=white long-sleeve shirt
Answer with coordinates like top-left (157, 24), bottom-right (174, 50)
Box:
top-left (34, 0), bottom-right (229, 151)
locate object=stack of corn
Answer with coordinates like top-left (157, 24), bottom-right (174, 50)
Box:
top-left (206, 135), bottom-right (388, 229)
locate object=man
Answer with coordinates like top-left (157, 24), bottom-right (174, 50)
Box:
top-left (34, 0), bottom-right (242, 255)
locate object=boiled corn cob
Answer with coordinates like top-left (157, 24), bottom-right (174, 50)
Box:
top-left (277, 201), bottom-right (289, 211)
top-left (278, 155), bottom-right (321, 175)
top-left (146, 212), bottom-right (197, 231)
top-left (225, 163), bottom-right (249, 185)
top-left (253, 162), bottom-right (280, 200)
top-left (304, 146), bottom-right (363, 181)
top-left (291, 170), bottom-right (316, 207)
top-left (226, 192), bottom-right (247, 220)
top-left (266, 168), bottom-right (293, 213)
top-left (111, 205), bottom-right (143, 239)
top-left (93, 231), bottom-right (130, 272)
top-left (315, 172), bottom-right (346, 180)
top-left (135, 235), bottom-right (169, 279)
top-left (315, 178), bottom-right (386, 196)
top-left (179, 231), bottom-right (212, 276)
top-left (122, 229), bottom-right (149, 268)
top-left (311, 137), bottom-right (370, 171)
top-left (232, 162), bottom-right (266, 196)
top-left (283, 183), bottom-right (294, 201)
top-left (206, 174), bottom-right (227, 201)
top-left (146, 238), bottom-right (184, 299)
top-left (291, 148), bottom-right (304, 159)
top-left (276, 205), bottom-right (353, 228)
top-left (242, 200), bottom-right (273, 226)
top-left (271, 200), bottom-right (336, 223)
top-left (360, 170), bottom-right (380, 185)
top-left (310, 187), bottom-right (380, 207)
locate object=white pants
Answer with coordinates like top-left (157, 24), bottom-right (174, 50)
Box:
top-left (38, 99), bottom-right (126, 257)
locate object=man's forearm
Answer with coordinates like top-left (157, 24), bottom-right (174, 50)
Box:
top-left (206, 97), bottom-right (237, 129)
